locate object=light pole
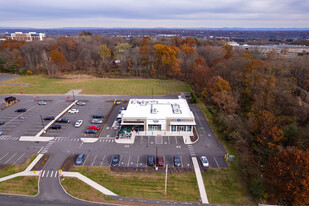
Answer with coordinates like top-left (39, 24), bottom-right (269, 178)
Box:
top-left (72, 91), bottom-right (75, 101)
top-left (165, 164), bottom-right (168, 196)
top-left (155, 146), bottom-right (158, 170)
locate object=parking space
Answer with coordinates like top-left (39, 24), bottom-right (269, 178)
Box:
top-left (0, 152), bottom-right (31, 165)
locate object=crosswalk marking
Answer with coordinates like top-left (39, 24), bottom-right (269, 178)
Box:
top-left (40, 170), bottom-right (59, 178)
top-left (42, 170), bottom-right (45, 177)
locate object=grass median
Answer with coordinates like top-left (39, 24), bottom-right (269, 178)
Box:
top-left (0, 176), bottom-right (38, 196)
top-left (0, 154), bottom-right (37, 178)
top-left (68, 166), bottom-right (200, 203)
top-left (0, 75), bottom-right (191, 95)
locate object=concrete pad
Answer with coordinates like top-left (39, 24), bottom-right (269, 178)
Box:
top-left (19, 136), bottom-right (54, 142)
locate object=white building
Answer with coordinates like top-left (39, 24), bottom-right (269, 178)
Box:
top-left (120, 99), bottom-right (196, 135)
top-left (5, 32), bottom-right (46, 41)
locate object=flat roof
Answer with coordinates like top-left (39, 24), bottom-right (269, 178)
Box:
top-left (122, 99), bottom-right (195, 120)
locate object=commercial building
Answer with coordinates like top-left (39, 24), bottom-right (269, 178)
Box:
top-left (5, 32), bottom-right (46, 41)
top-left (120, 98), bottom-right (196, 135)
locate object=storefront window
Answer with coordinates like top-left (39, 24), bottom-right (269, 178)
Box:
top-left (148, 124), bottom-right (161, 131)
top-left (186, 126), bottom-right (192, 132)
top-left (171, 125), bottom-right (176, 131)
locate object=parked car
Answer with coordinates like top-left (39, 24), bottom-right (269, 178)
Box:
top-left (111, 154), bottom-right (120, 167)
top-left (74, 120), bottom-right (83, 128)
top-left (147, 155), bottom-right (155, 166)
top-left (92, 114), bottom-right (104, 119)
top-left (200, 156), bottom-right (209, 167)
top-left (120, 106), bottom-right (126, 111)
top-left (157, 156), bottom-right (164, 166)
top-left (68, 108), bottom-right (79, 113)
top-left (173, 155), bottom-right (181, 167)
top-left (49, 124), bottom-right (61, 130)
top-left (85, 129), bottom-right (97, 134)
top-left (38, 101), bottom-right (47, 105)
top-left (0, 131), bottom-right (3, 135)
top-left (88, 125), bottom-right (100, 130)
top-left (5, 96), bottom-right (16, 104)
top-left (15, 108), bottom-right (26, 112)
top-left (56, 118), bottom-right (70, 123)
top-left (76, 101), bottom-right (86, 106)
top-left (44, 116), bottom-right (55, 120)
top-left (0, 120), bottom-right (5, 125)
top-left (91, 119), bottom-right (103, 124)
top-left (75, 154), bottom-right (85, 165)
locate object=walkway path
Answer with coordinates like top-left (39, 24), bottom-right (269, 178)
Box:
top-left (192, 157), bottom-right (209, 204)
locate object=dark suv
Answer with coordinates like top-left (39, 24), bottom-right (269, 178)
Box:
top-left (92, 114), bottom-right (104, 119)
top-left (56, 118), bottom-right (70, 123)
top-left (44, 116), bottom-right (55, 120)
top-left (49, 124), bottom-right (61, 130)
top-left (0, 120), bottom-right (5, 125)
top-left (147, 155), bottom-right (155, 166)
top-left (173, 155), bottom-right (181, 167)
top-left (111, 154), bottom-right (120, 167)
top-left (15, 108), bottom-right (26, 112)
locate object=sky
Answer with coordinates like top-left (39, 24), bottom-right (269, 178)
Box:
top-left (0, 0), bottom-right (308, 28)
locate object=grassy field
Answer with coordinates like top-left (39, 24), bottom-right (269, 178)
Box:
top-left (0, 154), bottom-right (37, 178)
top-left (0, 75), bottom-right (191, 95)
top-left (70, 166), bottom-right (200, 203)
top-left (61, 177), bottom-right (113, 202)
top-left (0, 176), bottom-right (38, 196)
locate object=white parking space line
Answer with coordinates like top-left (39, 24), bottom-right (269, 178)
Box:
top-left (5, 153), bottom-right (17, 164)
top-left (55, 171), bottom-right (58, 177)
top-left (79, 142), bottom-right (83, 148)
top-left (0, 152), bottom-right (9, 161)
top-left (137, 155), bottom-right (139, 166)
top-left (82, 155), bottom-right (89, 166)
top-left (13, 153), bottom-right (25, 164)
top-left (127, 155), bottom-right (131, 167)
top-left (42, 170), bottom-right (45, 177)
top-left (180, 156), bottom-right (184, 167)
top-left (46, 170), bottom-right (50, 177)
top-left (100, 155), bottom-right (105, 166)
top-left (50, 171), bottom-right (54, 177)
top-left (214, 157), bottom-right (219, 168)
top-left (175, 137), bottom-right (178, 144)
top-left (91, 155), bottom-right (97, 166)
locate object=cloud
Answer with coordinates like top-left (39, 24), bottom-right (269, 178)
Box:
top-left (0, 0), bottom-right (308, 27)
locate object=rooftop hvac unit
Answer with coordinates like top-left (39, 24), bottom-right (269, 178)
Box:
top-left (152, 108), bottom-right (158, 114)
top-left (174, 108), bottom-right (180, 114)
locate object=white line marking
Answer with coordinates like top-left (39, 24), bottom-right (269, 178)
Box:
top-left (46, 170), bottom-right (50, 177)
top-left (4, 153), bottom-right (17, 164)
top-left (91, 155), bottom-right (97, 166)
top-left (82, 155), bottom-right (88, 166)
top-left (79, 142), bottom-right (83, 148)
top-left (214, 157), bottom-right (219, 168)
top-left (50, 171), bottom-right (54, 177)
top-left (55, 171), bottom-right (58, 177)
top-left (13, 153), bottom-right (25, 164)
top-left (42, 170), bottom-right (45, 177)
top-left (137, 155), bottom-right (139, 166)
top-left (127, 155), bottom-right (131, 167)
top-left (175, 136), bottom-right (178, 144)
top-left (100, 155), bottom-right (105, 166)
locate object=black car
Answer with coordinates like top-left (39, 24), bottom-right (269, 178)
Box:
top-left (56, 118), bottom-right (70, 123)
top-left (173, 155), bottom-right (181, 167)
top-left (111, 154), bottom-right (120, 167)
top-left (0, 120), bottom-right (5, 125)
top-left (44, 116), bottom-right (55, 121)
top-left (85, 129), bottom-right (98, 134)
top-left (15, 108), bottom-right (26, 112)
top-left (92, 114), bottom-right (104, 119)
top-left (147, 155), bottom-right (155, 166)
top-left (49, 124), bottom-right (61, 130)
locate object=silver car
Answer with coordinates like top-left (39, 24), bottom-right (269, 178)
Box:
top-left (75, 120), bottom-right (83, 127)
top-left (38, 101), bottom-right (47, 105)
top-left (0, 131), bottom-right (3, 135)
top-left (200, 156), bottom-right (209, 167)
top-left (91, 119), bottom-right (103, 124)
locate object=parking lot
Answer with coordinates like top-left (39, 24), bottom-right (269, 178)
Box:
top-left (0, 94), bottom-right (227, 169)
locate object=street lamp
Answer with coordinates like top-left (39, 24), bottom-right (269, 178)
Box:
top-left (40, 115), bottom-right (45, 133)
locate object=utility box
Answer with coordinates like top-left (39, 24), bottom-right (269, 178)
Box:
top-left (228, 155), bottom-right (235, 161)
top-left (4, 96), bottom-right (16, 104)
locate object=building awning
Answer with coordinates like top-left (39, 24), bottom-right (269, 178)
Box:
top-left (169, 121), bottom-right (196, 126)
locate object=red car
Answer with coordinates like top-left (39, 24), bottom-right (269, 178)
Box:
top-left (157, 156), bottom-right (164, 166)
top-left (88, 125), bottom-right (100, 130)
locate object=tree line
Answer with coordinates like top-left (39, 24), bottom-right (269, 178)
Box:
top-left (0, 35), bottom-right (309, 205)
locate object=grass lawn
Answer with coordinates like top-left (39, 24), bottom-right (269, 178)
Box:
top-left (0, 176), bottom-right (38, 196)
top-left (61, 177), bottom-right (113, 202)
top-left (0, 75), bottom-right (191, 95)
top-left (70, 166), bottom-right (200, 203)
top-left (0, 154), bottom-right (37, 178)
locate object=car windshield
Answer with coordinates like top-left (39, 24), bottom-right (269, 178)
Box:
top-left (112, 157), bottom-right (119, 162)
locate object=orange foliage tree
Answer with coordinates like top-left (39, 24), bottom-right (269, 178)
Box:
top-left (50, 49), bottom-right (66, 67)
top-left (264, 148), bottom-right (309, 205)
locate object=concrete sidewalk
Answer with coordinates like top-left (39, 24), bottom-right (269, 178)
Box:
top-left (61, 171), bottom-right (117, 196)
top-left (192, 157), bottom-right (209, 204)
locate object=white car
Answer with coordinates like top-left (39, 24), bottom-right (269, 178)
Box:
top-left (38, 101), bottom-right (47, 105)
top-left (75, 120), bottom-right (83, 127)
top-left (68, 109), bottom-right (79, 114)
top-left (200, 156), bottom-right (209, 167)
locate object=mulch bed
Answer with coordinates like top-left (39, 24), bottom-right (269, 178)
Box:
top-left (0, 165), bottom-right (8, 170)
top-left (110, 166), bottom-right (194, 174)
top-left (61, 155), bottom-right (78, 171)
top-left (31, 154), bottom-right (50, 171)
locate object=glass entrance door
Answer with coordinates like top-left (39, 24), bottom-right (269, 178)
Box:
top-left (177, 126), bottom-right (185, 131)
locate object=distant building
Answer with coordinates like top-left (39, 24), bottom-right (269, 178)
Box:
top-left (227, 41), bottom-right (239, 46)
top-left (5, 32), bottom-right (46, 41)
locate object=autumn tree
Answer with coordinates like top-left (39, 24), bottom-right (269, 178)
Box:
top-left (264, 148), bottom-right (309, 205)
top-left (98, 44), bottom-right (111, 72)
top-left (153, 44), bottom-right (181, 78)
